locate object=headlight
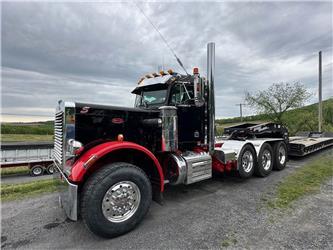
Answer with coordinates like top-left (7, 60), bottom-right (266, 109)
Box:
top-left (67, 139), bottom-right (83, 156)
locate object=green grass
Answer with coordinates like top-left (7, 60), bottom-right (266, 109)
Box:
top-left (1, 121), bottom-right (53, 135)
top-left (1, 166), bottom-right (30, 176)
top-left (267, 154), bottom-right (333, 209)
top-left (221, 233), bottom-right (237, 248)
top-left (1, 179), bottom-right (60, 202)
top-left (0, 134), bottom-right (53, 142)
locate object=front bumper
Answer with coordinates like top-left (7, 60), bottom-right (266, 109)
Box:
top-left (54, 162), bottom-right (78, 221)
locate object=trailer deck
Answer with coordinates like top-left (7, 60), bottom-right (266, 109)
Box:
top-left (288, 132), bottom-right (333, 156)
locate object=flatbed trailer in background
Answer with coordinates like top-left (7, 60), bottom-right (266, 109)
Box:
top-left (288, 132), bottom-right (333, 156)
top-left (0, 141), bottom-right (55, 176)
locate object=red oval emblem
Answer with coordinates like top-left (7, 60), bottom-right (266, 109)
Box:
top-left (112, 118), bottom-right (124, 124)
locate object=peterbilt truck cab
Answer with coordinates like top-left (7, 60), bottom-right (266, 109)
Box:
top-left (54, 43), bottom-right (288, 238)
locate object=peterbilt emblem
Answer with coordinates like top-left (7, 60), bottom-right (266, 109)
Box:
top-left (112, 118), bottom-right (124, 124)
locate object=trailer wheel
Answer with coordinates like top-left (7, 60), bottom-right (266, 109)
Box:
top-left (273, 141), bottom-right (288, 171)
top-left (255, 143), bottom-right (273, 177)
top-left (46, 164), bottom-right (55, 175)
top-left (238, 144), bottom-right (256, 178)
top-left (30, 165), bottom-right (44, 177)
top-left (81, 162), bottom-right (152, 238)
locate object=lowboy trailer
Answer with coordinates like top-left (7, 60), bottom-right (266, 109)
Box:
top-left (53, 43), bottom-right (332, 238)
top-left (288, 132), bottom-right (333, 156)
top-left (0, 141), bottom-right (55, 176)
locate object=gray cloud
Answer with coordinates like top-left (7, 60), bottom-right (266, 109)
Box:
top-left (1, 1), bottom-right (332, 120)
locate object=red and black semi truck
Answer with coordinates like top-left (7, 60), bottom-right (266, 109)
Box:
top-left (54, 43), bottom-right (290, 237)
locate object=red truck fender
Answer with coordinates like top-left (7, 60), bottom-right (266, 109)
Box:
top-left (69, 141), bottom-right (165, 192)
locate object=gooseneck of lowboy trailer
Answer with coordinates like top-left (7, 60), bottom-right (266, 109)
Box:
top-left (53, 42), bottom-right (331, 238)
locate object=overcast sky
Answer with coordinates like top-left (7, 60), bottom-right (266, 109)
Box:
top-left (1, 1), bottom-right (332, 122)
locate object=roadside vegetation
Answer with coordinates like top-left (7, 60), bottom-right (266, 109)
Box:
top-left (1, 179), bottom-right (59, 202)
top-left (0, 134), bottom-right (53, 142)
top-left (266, 153), bottom-right (333, 209)
top-left (216, 98), bottom-right (333, 135)
top-left (1, 121), bottom-right (53, 135)
top-left (1, 166), bottom-right (29, 176)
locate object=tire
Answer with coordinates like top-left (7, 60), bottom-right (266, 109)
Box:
top-left (30, 165), bottom-right (44, 177)
top-left (273, 141), bottom-right (288, 171)
top-left (46, 163), bottom-right (55, 175)
top-left (81, 162), bottom-right (152, 238)
top-left (238, 144), bottom-right (256, 178)
top-left (255, 143), bottom-right (273, 177)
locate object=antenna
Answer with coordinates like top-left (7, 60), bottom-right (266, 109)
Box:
top-left (133, 2), bottom-right (189, 75)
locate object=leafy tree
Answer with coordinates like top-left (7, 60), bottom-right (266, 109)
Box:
top-left (245, 82), bottom-right (311, 125)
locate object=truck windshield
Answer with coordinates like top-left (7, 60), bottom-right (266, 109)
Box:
top-left (135, 89), bottom-right (167, 107)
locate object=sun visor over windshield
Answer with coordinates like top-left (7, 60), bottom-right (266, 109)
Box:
top-left (132, 74), bottom-right (174, 94)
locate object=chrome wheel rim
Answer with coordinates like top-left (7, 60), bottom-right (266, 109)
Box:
top-left (102, 181), bottom-right (141, 223)
top-left (278, 146), bottom-right (286, 165)
top-left (48, 165), bottom-right (54, 174)
top-left (262, 149), bottom-right (272, 171)
top-left (33, 167), bottom-right (42, 175)
top-left (242, 151), bottom-right (254, 173)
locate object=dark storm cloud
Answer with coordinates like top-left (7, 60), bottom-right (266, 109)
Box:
top-left (1, 1), bottom-right (332, 119)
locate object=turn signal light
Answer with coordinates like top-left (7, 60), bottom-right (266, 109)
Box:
top-left (117, 134), bottom-right (124, 142)
top-left (160, 70), bottom-right (166, 75)
top-left (167, 69), bottom-right (173, 75)
top-left (137, 77), bottom-right (145, 85)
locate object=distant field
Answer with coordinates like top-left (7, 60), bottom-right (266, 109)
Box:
top-left (1, 166), bottom-right (29, 176)
top-left (0, 134), bottom-right (53, 142)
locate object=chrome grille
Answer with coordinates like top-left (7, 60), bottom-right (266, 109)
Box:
top-left (54, 110), bottom-right (64, 165)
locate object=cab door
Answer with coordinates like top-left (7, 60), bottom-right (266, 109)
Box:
top-left (168, 83), bottom-right (205, 150)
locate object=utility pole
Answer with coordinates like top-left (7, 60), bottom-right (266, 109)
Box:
top-left (318, 51), bottom-right (322, 132)
top-left (236, 103), bottom-right (246, 122)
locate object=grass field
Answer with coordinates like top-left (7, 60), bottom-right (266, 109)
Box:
top-left (267, 153), bottom-right (333, 209)
top-left (1, 179), bottom-right (59, 202)
top-left (1, 166), bottom-right (30, 176)
top-left (0, 134), bottom-right (53, 142)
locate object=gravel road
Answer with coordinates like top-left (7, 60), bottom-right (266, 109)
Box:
top-left (1, 148), bottom-right (332, 249)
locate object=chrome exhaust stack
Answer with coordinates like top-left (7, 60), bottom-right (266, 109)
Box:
top-left (207, 42), bottom-right (215, 154)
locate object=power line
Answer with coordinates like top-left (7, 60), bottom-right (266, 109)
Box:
top-left (133, 1), bottom-right (189, 75)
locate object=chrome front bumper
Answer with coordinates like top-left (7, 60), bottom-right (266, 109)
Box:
top-left (54, 162), bottom-right (78, 221)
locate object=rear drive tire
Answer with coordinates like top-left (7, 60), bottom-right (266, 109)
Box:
top-left (273, 141), bottom-right (288, 171)
top-left (238, 144), bottom-right (256, 178)
top-left (81, 162), bottom-right (152, 238)
top-left (255, 143), bottom-right (273, 177)
top-left (30, 165), bottom-right (44, 177)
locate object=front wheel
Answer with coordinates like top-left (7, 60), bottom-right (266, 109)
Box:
top-left (81, 162), bottom-right (152, 238)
